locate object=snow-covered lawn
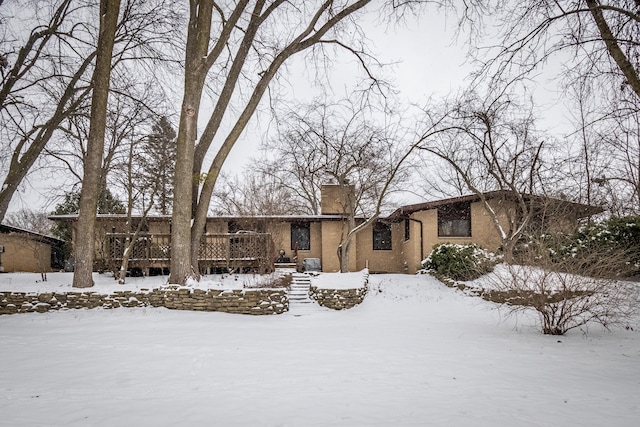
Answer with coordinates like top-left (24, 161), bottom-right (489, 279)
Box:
top-left (0, 271), bottom-right (283, 293)
top-left (1, 272), bottom-right (639, 426)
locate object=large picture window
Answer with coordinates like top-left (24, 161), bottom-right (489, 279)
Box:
top-left (438, 202), bottom-right (471, 237)
top-left (291, 222), bottom-right (310, 251)
top-left (373, 221), bottom-right (392, 250)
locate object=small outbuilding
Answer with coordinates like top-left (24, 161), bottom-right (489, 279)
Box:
top-left (0, 224), bottom-right (65, 273)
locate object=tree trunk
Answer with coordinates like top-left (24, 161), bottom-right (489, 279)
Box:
top-left (72, 0), bottom-right (121, 288)
top-left (117, 225), bottom-right (147, 285)
top-left (338, 236), bottom-right (353, 273)
top-left (168, 0), bottom-right (213, 284)
top-left (175, 0), bottom-right (376, 282)
top-left (117, 237), bottom-right (132, 285)
top-left (586, 0), bottom-right (640, 100)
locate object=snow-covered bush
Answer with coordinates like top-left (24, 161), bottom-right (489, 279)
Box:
top-left (422, 243), bottom-right (497, 281)
top-left (539, 215), bottom-right (640, 277)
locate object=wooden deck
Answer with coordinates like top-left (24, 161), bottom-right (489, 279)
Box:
top-left (104, 232), bottom-right (274, 274)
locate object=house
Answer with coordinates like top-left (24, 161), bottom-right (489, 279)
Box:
top-left (384, 190), bottom-right (601, 273)
top-left (48, 185), bottom-right (599, 275)
top-left (0, 224), bottom-right (66, 273)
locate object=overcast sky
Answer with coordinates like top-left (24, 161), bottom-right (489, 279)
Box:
top-left (6, 5), bottom-right (569, 216)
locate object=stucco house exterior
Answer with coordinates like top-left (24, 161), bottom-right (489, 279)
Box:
top-left (49, 185), bottom-right (599, 275)
top-left (0, 224), bottom-right (65, 273)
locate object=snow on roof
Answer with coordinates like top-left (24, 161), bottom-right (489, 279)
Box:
top-left (387, 190), bottom-right (603, 220)
top-left (0, 223), bottom-right (64, 244)
top-left (48, 213), bottom-right (353, 222)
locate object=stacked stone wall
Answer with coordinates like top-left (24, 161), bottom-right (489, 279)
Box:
top-left (309, 274), bottom-right (369, 310)
top-left (0, 287), bottom-right (287, 315)
top-left (428, 272), bottom-right (587, 306)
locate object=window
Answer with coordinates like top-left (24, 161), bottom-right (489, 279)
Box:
top-left (228, 220), bottom-right (239, 233)
top-left (291, 222), bottom-right (310, 251)
top-left (437, 202), bottom-right (471, 237)
top-left (404, 218), bottom-right (410, 241)
top-left (373, 221), bottom-right (392, 250)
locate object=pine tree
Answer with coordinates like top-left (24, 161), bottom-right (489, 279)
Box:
top-left (142, 116), bottom-right (176, 215)
top-left (51, 189), bottom-right (125, 263)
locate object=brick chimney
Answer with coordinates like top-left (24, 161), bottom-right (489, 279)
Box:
top-left (320, 183), bottom-right (355, 215)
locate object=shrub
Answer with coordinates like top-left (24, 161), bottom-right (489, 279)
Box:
top-left (487, 252), bottom-right (638, 335)
top-left (534, 215), bottom-right (640, 277)
top-left (422, 243), bottom-right (497, 281)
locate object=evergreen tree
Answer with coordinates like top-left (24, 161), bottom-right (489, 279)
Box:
top-left (51, 189), bottom-right (125, 262)
top-left (142, 116), bottom-right (176, 215)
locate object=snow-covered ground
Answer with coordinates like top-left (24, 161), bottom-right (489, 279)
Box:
top-left (1, 272), bottom-right (639, 426)
top-left (0, 271), bottom-right (284, 293)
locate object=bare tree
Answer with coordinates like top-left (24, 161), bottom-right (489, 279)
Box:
top-left (259, 100), bottom-right (401, 214)
top-left (3, 209), bottom-right (54, 236)
top-left (46, 81), bottom-right (167, 206)
top-left (169, 0), bottom-right (431, 284)
top-left (72, 0), bottom-right (122, 288)
top-left (416, 91), bottom-right (550, 260)
top-left (0, 0), bottom-right (95, 222)
top-left (585, 97), bottom-right (640, 214)
top-left (113, 135), bottom-right (159, 284)
top-left (463, 1), bottom-right (640, 98)
top-left (0, 0), bottom-right (183, 223)
top-left (257, 99), bottom-right (418, 272)
top-left (460, 1), bottom-right (640, 213)
top-left (211, 171), bottom-right (303, 216)
top-left (556, 75), bottom-right (640, 215)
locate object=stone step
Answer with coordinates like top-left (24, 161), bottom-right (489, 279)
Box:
top-left (286, 272), bottom-right (329, 316)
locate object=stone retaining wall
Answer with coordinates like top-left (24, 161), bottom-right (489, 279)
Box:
top-left (309, 275), bottom-right (368, 310)
top-left (0, 286), bottom-right (288, 315)
top-left (428, 272), bottom-right (586, 306)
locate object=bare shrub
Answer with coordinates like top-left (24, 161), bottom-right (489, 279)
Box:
top-left (242, 272), bottom-right (292, 289)
top-left (487, 247), bottom-right (638, 335)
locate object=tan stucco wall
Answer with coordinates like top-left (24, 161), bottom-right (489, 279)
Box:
top-left (321, 220), bottom-right (357, 272)
top-left (354, 222), bottom-right (404, 273)
top-left (0, 234), bottom-right (52, 273)
top-left (204, 219), bottom-right (228, 234)
top-left (401, 219), bottom-right (423, 273)
top-left (320, 184), bottom-right (355, 215)
top-left (470, 201), bottom-right (506, 251)
top-left (400, 200), bottom-right (515, 273)
top-left (267, 221), bottom-right (323, 269)
top-left (149, 221), bottom-right (170, 234)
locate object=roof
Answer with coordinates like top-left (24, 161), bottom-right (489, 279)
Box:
top-left (386, 190), bottom-right (603, 220)
top-left (48, 214), bottom-right (353, 222)
top-left (0, 223), bottom-right (65, 245)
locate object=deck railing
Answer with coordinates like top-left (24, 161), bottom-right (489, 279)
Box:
top-left (104, 232), bottom-right (274, 273)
